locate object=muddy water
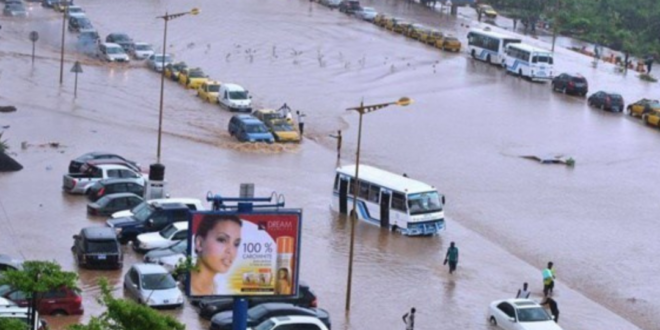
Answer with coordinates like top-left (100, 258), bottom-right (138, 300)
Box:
top-left (0, 0), bottom-right (659, 329)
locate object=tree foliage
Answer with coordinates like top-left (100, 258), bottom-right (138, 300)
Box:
top-left (0, 132), bottom-right (9, 153)
top-left (69, 278), bottom-right (185, 330)
top-left (0, 260), bottom-right (79, 296)
top-left (0, 318), bottom-right (29, 330)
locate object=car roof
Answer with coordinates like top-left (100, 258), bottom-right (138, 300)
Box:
top-left (81, 226), bottom-right (117, 240)
top-left (499, 298), bottom-right (542, 308)
top-left (149, 197), bottom-right (201, 205)
top-left (102, 42), bottom-right (123, 48)
top-left (270, 315), bottom-right (325, 325)
top-left (133, 263), bottom-right (168, 274)
top-left (222, 83), bottom-right (244, 90)
top-left (98, 178), bottom-right (142, 185)
top-left (257, 302), bottom-right (311, 313)
top-left (99, 192), bottom-right (142, 200)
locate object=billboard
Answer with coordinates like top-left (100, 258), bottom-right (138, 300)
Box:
top-left (187, 210), bottom-right (302, 298)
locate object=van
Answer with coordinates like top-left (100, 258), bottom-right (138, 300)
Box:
top-left (227, 115), bottom-right (275, 143)
top-left (98, 43), bottom-right (130, 63)
top-left (218, 84), bottom-right (252, 112)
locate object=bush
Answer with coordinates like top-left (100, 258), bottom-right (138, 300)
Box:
top-left (639, 73), bottom-right (658, 82)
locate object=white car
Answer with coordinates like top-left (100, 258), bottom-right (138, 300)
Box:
top-left (251, 316), bottom-right (329, 330)
top-left (488, 299), bottom-right (562, 330)
top-left (123, 264), bottom-right (183, 308)
top-left (356, 7), bottom-right (377, 21)
top-left (66, 5), bottom-right (85, 18)
top-left (134, 222), bottom-right (188, 252)
top-left (98, 42), bottom-right (130, 63)
top-left (146, 53), bottom-right (173, 72)
top-left (112, 197), bottom-right (204, 218)
top-left (157, 253), bottom-right (186, 273)
top-left (131, 42), bottom-right (155, 60)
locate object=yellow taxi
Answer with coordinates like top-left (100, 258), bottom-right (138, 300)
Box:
top-left (392, 20), bottom-right (412, 34)
top-left (178, 67), bottom-right (208, 90)
top-left (437, 35), bottom-right (462, 52)
top-left (197, 80), bottom-right (221, 104)
top-left (627, 98), bottom-right (660, 118)
top-left (477, 4), bottom-right (498, 19)
top-left (406, 24), bottom-right (427, 40)
top-left (253, 109), bottom-right (301, 142)
top-left (419, 29), bottom-right (444, 45)
top-left (373, 14), bottom-right (390, 27)
top-left (53, 1), bottom-right (73, 12)
top-left (164, 62), bottom-right (187, 81)
top-left (642, 109), bottom-right (660, 128)
top-left (383, 17), bottom-right (401, 31)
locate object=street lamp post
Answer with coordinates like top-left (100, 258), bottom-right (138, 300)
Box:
top-left (155, 8), bottom-right (199, 164)
top-left (344, 97), bottom-right (412, 312)
top-left (59, 10), bottom-right (65, 84)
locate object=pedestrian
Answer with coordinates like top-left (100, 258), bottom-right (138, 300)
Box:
top-left (624, 52), bottom-right (630, 71)
top-left (645, 55), bottom-right (654, 73)
top-left (477, 8), bottom-right (482, 22)
top-left (444, 241), bottom-right (459, 274)
top-left (329, 130), bottom-right (342, 159)
top-left (513, 18), bottom-right (518, 30)
top-left (402, 307), bottom-right (415, 330)
top-left (296, 111), bottom-right (306, 135)
top-left (516, 282), bottom-right (531, 299)
top-left (540, 297), bottom-right (559, 323)
top-left (542, 261), bottom-right (556, 297)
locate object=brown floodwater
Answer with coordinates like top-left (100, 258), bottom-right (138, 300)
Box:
top-left (1, 0), bottom-right (659, 329)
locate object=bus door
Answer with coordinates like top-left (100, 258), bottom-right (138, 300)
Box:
top-left (339, 177), bottom-right (349, 214)
top-left (380, 190), bottom-right (391, 228)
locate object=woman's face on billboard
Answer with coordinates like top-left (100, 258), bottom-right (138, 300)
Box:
top-left (196, 220), bottom-right (242, 274)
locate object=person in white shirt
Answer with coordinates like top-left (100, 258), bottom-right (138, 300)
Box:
top-left (296, 111), bottom-right (306, 135)
top-left (516, 282), bottom-right (531, 299)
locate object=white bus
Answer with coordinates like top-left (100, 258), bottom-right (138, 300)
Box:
top-left (504, 43), bottom-right (554, 81)
top-left (467, 28), bottom-right (521, 66)
top-left (331, 165), bottom-right (446, 236)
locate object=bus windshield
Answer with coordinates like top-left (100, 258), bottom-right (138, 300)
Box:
top-left (407, 192), bottom-right (443, 215)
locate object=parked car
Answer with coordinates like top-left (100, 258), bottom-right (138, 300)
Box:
top-left (355, 6), bottom-right (377, 21)
top-left (391, 20), bottom-right (411, 34)
top-left (228, 115), bottom-right (275, 143)
top-left (373, 14), bottom-right (391, 27)
top-left (86, 178), bottom-right (145, 202)
top-left (2, 287), bottom-right (83, 316)
top-left (253, 109), bottom-right (300, 142)
top-left (63, 163), bottom-right (145, 194)
top-left (626, 98), bottom-right (660, 117)
top-left (144, 239), bottom-right (187, 263)
top-left (133, 222), bottom-right (188, 253)
top-left (197, 80), bottom-right (222, 103)
top-left (65, 5), bottom-right (85, 18)
top-left (156, 253), bottom-right (186, 274)
top-left (147, 53), bottom-right (172, 72)
top-left (106, 202), bottom-right (191, 244)
top-left (111, 197), bottom-right (205, 219)
top-left (477, 4), bottom-right (498, 19)
top-left (123, 264), bottom-right (183, 308)
top-left (105, 33), bottom-right (134, 52)
top-left (164, 61), bottom-right (188, 81)
top-left (52, 0), bottom-right (72, 12)
top-left (178, 67), bottom-right (208, 89)
top-left (98, 42), bottom-right (130, 63)
top-left (642, 108), bottom-right (660, 128)
top-left (198, 281), bottom-right (318, 319)
top-left (87, 192), bottom-right (144, 216)
top-left (319, 0), bottom-right (341, 8)
top-left (76, 157), bottom-right (141, 174)
top-left (210, 303), bottom-right (332, 330)
top-left (551, 73), bottom-right (588, 96)
top-left (488, 298), bottom-right (562, 330)
top-left (0, 302), bottom-right (49, 330)
top-left (438, 35), bottom-right (461, 52)
top-left (338, 0), bottom-right (360, 14)
top-left (419, 29), bottom-right (444, 45)
top-left (405, 24), bottom-right (427, 39)
top-left (69, 16), bottom-right (94, 33)
top-left (0, 254), bottom-right (23, 272)
top-left (130, 42), bottom-right (154, 60)
top-left (218, 83), bottom-right (252, 112)
top-left (253, 316), bottom-right (330, 330)
top-left (69, 152), bottom-right (138, 174)
top-left (77, 28), bottom-right (100, 47)
top-left (72, 226), bottom-right (123, 269)
top-left (587, 91), bottom-right (625, 112)
top-left (3, 3), bottom-right (27, 16)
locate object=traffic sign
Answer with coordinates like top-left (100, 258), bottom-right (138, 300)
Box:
top-left (70, 61), bottom-right (83, 73)
top-left (29, 31), bottom-right (39, 42)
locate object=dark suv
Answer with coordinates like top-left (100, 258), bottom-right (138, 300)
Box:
top-left (551, 73), bottom-right (588, 96)
top-left (106, 202), bottom-right (190, 244)
top-left (86, 178), bottom-right (144, 202)
top-left (198, 281), bottom-right (318, 319)
top-left (2, 286), bottom-right (83, 315)
top-left (72, 227), bottom-right (123, 269)
top-left (338, 0), bottom-right (361, 14)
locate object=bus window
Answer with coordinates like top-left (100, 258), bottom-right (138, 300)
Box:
top-left (532, 55), bottom-right (552, 64)
top-left (407, 192), bottom-right (443, 215)
top-left (359, 181), bottom-right (370, 200)
top-left (368, 185), bottom-right (380, 203)
top-left (333, 174), bottom-right (339, 192)
top-left (349, 178), bottom-right (355, 196)
top-left (391, 192), bottom-right (407, 211)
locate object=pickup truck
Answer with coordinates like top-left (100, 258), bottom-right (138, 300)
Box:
top-left (62, 164), bottom-right (146, 195)
top-left (106, 202), bottom-right (190, 244)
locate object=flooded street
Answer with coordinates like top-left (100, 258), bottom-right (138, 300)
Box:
top-left (1, 0), bottom-right (659, 329)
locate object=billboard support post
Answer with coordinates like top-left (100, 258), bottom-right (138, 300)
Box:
top-left (232, 298), bottom-right (248, 330)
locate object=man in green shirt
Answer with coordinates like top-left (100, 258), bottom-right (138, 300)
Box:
top-left (444, 241), bottom-right (459, 274)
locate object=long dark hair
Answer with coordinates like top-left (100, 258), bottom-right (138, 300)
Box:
top-left (195, 214), bottom-right (242, 253)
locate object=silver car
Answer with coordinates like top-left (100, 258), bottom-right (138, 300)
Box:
top-left (356, 6), bottom-right (377, 21)
top-left (147, 53), bottom-right (173, 72)
top-left (123, 263), bottom-right (183, 308)
top-left (3, 3), bottom-right (28, 17)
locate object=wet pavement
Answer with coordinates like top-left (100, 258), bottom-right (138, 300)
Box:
top-left (1, 0), bottom-right (659, 329)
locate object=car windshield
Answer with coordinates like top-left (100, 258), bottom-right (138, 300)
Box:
top-left (136, 44), bottom-right (152, 51)
top-left (154, 55), bottom-right (171, 62)
top-left (273, 123), bottom-right (294, 132)
top-left (610, 95), bottom-right (623, 101)
top-left (189, 70), bottom-right (205, 78)
top-left (255, 319), bottom-right (276, 330)
top-left (69, 7), bottom-right (82, 13)
top-left (106, 47), bottom-right (124, 55)
top-left (517, 307), bottom-right (552, 322)
top-left (170, 239), bottom-right (187, 253)
top-left (229, 91), bottom-right (248, 100)
top-left (246, 124), bottom-right (268, 133)
top-left (133, 204), bottom-right (155, 222)
top-left (141, 273), bottom-right (176, 290)
top-left (207, 84), bottom-right (221, 92)
top-left (112, 34), bottom-right (130, 42)
top-left (85, 240), bottom-right (117, 253)
top-left (407, 191), bottom-right (443, 215)
top-left (159, 225), bottom-right (177, 239)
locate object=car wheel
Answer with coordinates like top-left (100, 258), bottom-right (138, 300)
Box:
top-left (471, 49), bottom-right (476, 59)
top-left (489, 316), bottom-right (497, 326)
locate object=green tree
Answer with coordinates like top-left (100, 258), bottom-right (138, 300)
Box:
top-left (0, 318), bottom-right (29, 330)
top-left (0, 132), bottom-right (9, 153)
top-left (69, 278), bottom-right (185, 330)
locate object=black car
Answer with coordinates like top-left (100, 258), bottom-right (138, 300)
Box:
top-left (86, 178), bottom-right (144, 202)
top-left (68, 152), bottom-right (138, 174)
top-left (72, 227), bottom-right (123, 269)
top-left (68, 16), bottom-right (93, 32)
top-left (338, 0), bottom-right (361, 14)
top-left (198, 281), bottom-right (318, 319)
top-left (87, 192), bottom-right (144, 216)
top-left (106, 202), bottom-right (191, 244)
top-left (588, 91), bottom-right (625, 112)
top-left (551, 73), bottom-right (588, 96)
top-left (210, 303), bottom-right (332, 330)
top-left (105, 33), bottom-right (134, 52)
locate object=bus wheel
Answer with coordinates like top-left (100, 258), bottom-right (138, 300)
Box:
top-left (518, 69), bottom-right (523, 77)
top-left (471, 49), bottom-right (476, 59)
top-left (486, 54), bottom-right (492, 64)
